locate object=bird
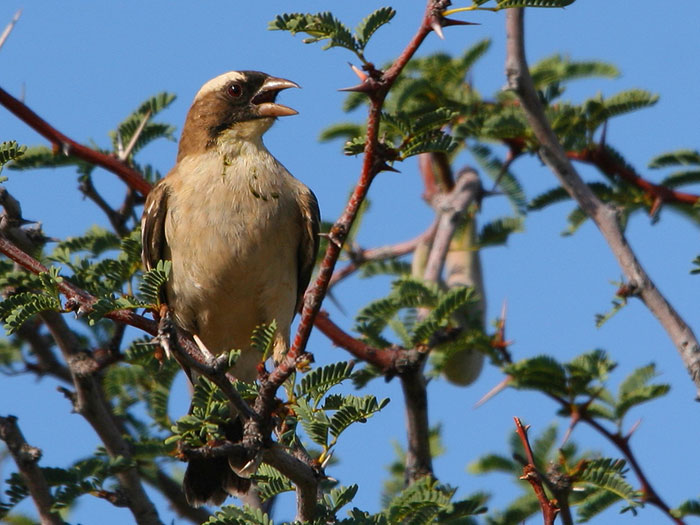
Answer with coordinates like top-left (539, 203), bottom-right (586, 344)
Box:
top-left (141, 70), bottom-right (320, 507)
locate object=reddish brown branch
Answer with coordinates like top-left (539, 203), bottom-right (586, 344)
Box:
top-left (289, 0), bottom-right (447, 361)
top-left (513, 417), bottom-right (560, 525)
top-left (568, 146), bottom-right (699, 206)
top-left (0, 86), bottom-right (152, 196)
top-left (314, 310), bottom-right (399, 371)
top-left (568, 405), bottom-right (685, 524)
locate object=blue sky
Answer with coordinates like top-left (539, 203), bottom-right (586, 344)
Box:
top-left (1, 2), bottom-right (699, 524)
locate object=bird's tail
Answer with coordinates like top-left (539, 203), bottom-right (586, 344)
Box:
top-left (182, 418), bottom-right (252, 508)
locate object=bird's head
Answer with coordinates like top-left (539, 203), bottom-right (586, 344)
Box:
top-left (178, 71), bottom-right (299, 159)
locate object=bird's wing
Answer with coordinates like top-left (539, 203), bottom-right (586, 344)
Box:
top-left (296, 188), bottom-right (321, 313)
top-left (141, 179), bottom-right (171, 274)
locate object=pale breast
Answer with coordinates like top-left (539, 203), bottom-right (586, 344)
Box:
top-left (164, 147), bottom-right (302, 364)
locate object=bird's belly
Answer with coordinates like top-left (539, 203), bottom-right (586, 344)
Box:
top-left (165, 175), bottom-right (300, 368)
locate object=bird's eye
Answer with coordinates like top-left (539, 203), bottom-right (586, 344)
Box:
top-left (227, 83), bottom-right (243, 98)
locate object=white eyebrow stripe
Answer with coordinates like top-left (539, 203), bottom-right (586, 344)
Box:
top-left (194, 71), bottom-right (247, 101)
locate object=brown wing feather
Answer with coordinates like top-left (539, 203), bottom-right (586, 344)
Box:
top-left (296, 189), bottom-right (321, 313)
top-left (141, 180), bottom-right (170, 272)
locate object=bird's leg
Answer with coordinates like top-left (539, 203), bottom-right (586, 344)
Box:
top-left (192, 334), bottom-right (217, 365)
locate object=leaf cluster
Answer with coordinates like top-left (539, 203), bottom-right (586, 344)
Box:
top-left (505, 349), bottom-right (670, 427)
top-left (269, 8), bottom-right (395, 62)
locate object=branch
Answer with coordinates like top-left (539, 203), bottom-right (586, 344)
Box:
top-left (40, 311), bottom-right (163, 525)
top-left (504, 7), bottom-right (700, 397)
top-left (290, 0), bottom-right (450, 359)
top-left (328, 220), bottom-right (438, 288)
top-left (513, 417), bottom-right (560, 525)
top-left (568, 145), bottom-right (699, 206)
top-left (563, 402), bottom-right (685, 524)
top-left (0, 86), bottom-right (152, 196)
top-left (262, 444), bottom-right (319, 523)
top-left (314, 310), bottom-right (400, 371)
top-left (423, 168), bottom-right (482, 283)
top-left (0, 415), bottom-right (64, 525)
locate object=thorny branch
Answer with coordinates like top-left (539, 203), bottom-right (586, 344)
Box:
top-left (513, 418), bottom-right (560, 525)
top-left (0, 415), bottom-right (64, 525)
top-left (504, 7), bottom-right (700, 397)
top-left (549, 394), bottom-right (685, 524)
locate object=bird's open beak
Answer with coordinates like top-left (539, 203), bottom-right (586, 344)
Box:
top-left (252, 76), bottom-right (300, 117)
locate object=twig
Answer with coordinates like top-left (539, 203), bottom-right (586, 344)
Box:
top-left (513, 417), bottom-right (560, 525)
top-left (0, 415), bottom-right (64, 525)
top-left (504, 7), bottom-right (700, 396)
top-left (328, 220), bottom-right (438, 288)
top-left (78, 175), bottom-right (131, 236)
top-left (16, 318), bottom-right (72, 383)
top-left (0, 9), bottom-right (21, 52)
top-left (564, 402), bottom-right (685, 524)
top-left (313, 310), bottom-right (400, 371)
top-left (0, 86), bottom-right (152, 196)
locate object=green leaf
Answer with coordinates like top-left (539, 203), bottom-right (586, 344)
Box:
top-left (412, 286), bottom-right (476, 344)
top-left (468, 454), bottom-right (517, 475)
top-left (386, 476), bottom-right (454, 525)
top-left (648, 149), bottom-right (700, 169)
top-left (139, 260), bottom-right (171, 306)
top-left (269, 12), bottom-right (358, 54)
top-left (319, 122), bottom-right (365, 142)
top-left (660, 169), bottom-right (700, 188)
top-left (5, 144), bottom-right (88, 172)
top-left (360, 259), bottom-right (412, 279)
top-left (0, 291), bottom-right (61, 334)
top-left (505, 355), bottom-right (568, 397)
top-left (595, 89), bottom-right (659, 124)
top-left (401, 130), bottom-right (456, 159)
top-left (0, 141), bottom-right (26, 174)
top-left (575, 458), bottom-right (641, 521)
top-left (477, 216), bottom-right (524, 247)
top-left (294, 398), bottom-right (330, 447)
top-left (615, 364), bottom-right (670, 421)
top-left (470, 143), bottom-right (527, 215)
top-left (295, 361), bottom-right (355, 404)
top-left (530, 55), bottom-right (618, 89)
top-left (324, 484), bottom-right (359, 514)
top-left (250, 320), bottom-right (277, 360)
top-left (253, 464), bottom-right (294, 502)
top-left (328, 395), bottom-right (389, 439)
top-left (673, 498), bottom-right (700, 518)
top-left (56, 225), bottom-right (121, 256)
top-left (355, 7), bottom-right (396, 49)
top-left (203, 505), bottom-right (273, 525)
